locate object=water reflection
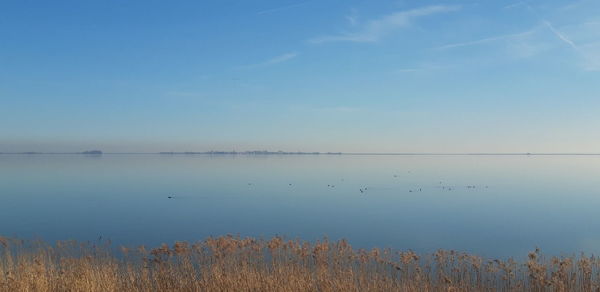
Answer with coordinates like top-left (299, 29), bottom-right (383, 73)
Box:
top-left (1, 154), bottom-right (599, 258)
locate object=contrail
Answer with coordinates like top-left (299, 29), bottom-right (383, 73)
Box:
top-left (541, 20), bottom-right (581, 52)
top-left (525, 4), bottom-right (582, 53)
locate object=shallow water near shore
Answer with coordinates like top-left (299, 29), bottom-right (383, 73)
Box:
top-left (1, 154), bottom-right (599, 258)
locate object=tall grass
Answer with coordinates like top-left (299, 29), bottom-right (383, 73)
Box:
top-left (1, 235), bottom-right (599, 291)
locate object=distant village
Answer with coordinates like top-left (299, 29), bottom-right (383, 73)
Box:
top-left (0, 150), bottom-right (104, 155)
top-left (159, 151), bottom-right (342, 155)
top-left (0, 150), bottom-right (342, 155)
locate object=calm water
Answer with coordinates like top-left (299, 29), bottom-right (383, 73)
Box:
top-left (1, 154), bottom-right (599, 258)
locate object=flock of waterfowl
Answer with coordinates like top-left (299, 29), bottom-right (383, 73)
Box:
top-left (253, 174), bottom-right (484, 194)
top-left (167, 173), bottom-right (488, 199)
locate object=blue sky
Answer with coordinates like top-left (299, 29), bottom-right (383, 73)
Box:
top-left (1, 0), bottom-right (599, 153)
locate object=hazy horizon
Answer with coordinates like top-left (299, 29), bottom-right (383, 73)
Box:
top-left (2, 149), bottom-right (600, 155)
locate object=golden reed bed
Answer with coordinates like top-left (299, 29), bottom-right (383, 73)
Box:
top-left (0, 235), bottom-right (598, 291)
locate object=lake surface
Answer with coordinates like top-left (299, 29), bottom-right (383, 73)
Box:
top-left (1, 154), bottom-right (599, 258)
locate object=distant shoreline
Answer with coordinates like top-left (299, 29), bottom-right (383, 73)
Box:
top-left (1, 152), bottom-right (599, 156)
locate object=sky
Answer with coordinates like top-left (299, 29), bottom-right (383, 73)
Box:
top-left (1, 0), bottom-right (600, 153)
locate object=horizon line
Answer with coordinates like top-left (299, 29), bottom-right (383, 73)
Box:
top-left (1, 151), bottom-right (600, 156)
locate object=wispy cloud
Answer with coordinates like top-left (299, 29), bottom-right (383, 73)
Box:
top-left (434, 29), bottom-right (536, 50)
top-left (541, 20), bottom-right (580, 52)
top-left (559, 0), bottom-right (593, 12)
top-left (559, 20), bottom-right (600, 71)
top-left (345, 8), bottom-right (359, 26)
top-left (543, 20), bottom-right (600, 71)
top-left (239, 52), bottom-right (299, 69)
top-left (346, 15), bottom-right (358, 26)
top-left (257, 1), bottom-right (309, 15)
top-left (263, 52), bottom-right (299, 65)
top-left (309, 5), bottom-right (460, 44)
top-left (525, 3), bottom-right (599, 71)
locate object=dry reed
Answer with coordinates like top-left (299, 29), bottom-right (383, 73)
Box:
top-left (1, 235), bottom-right (599, 291)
